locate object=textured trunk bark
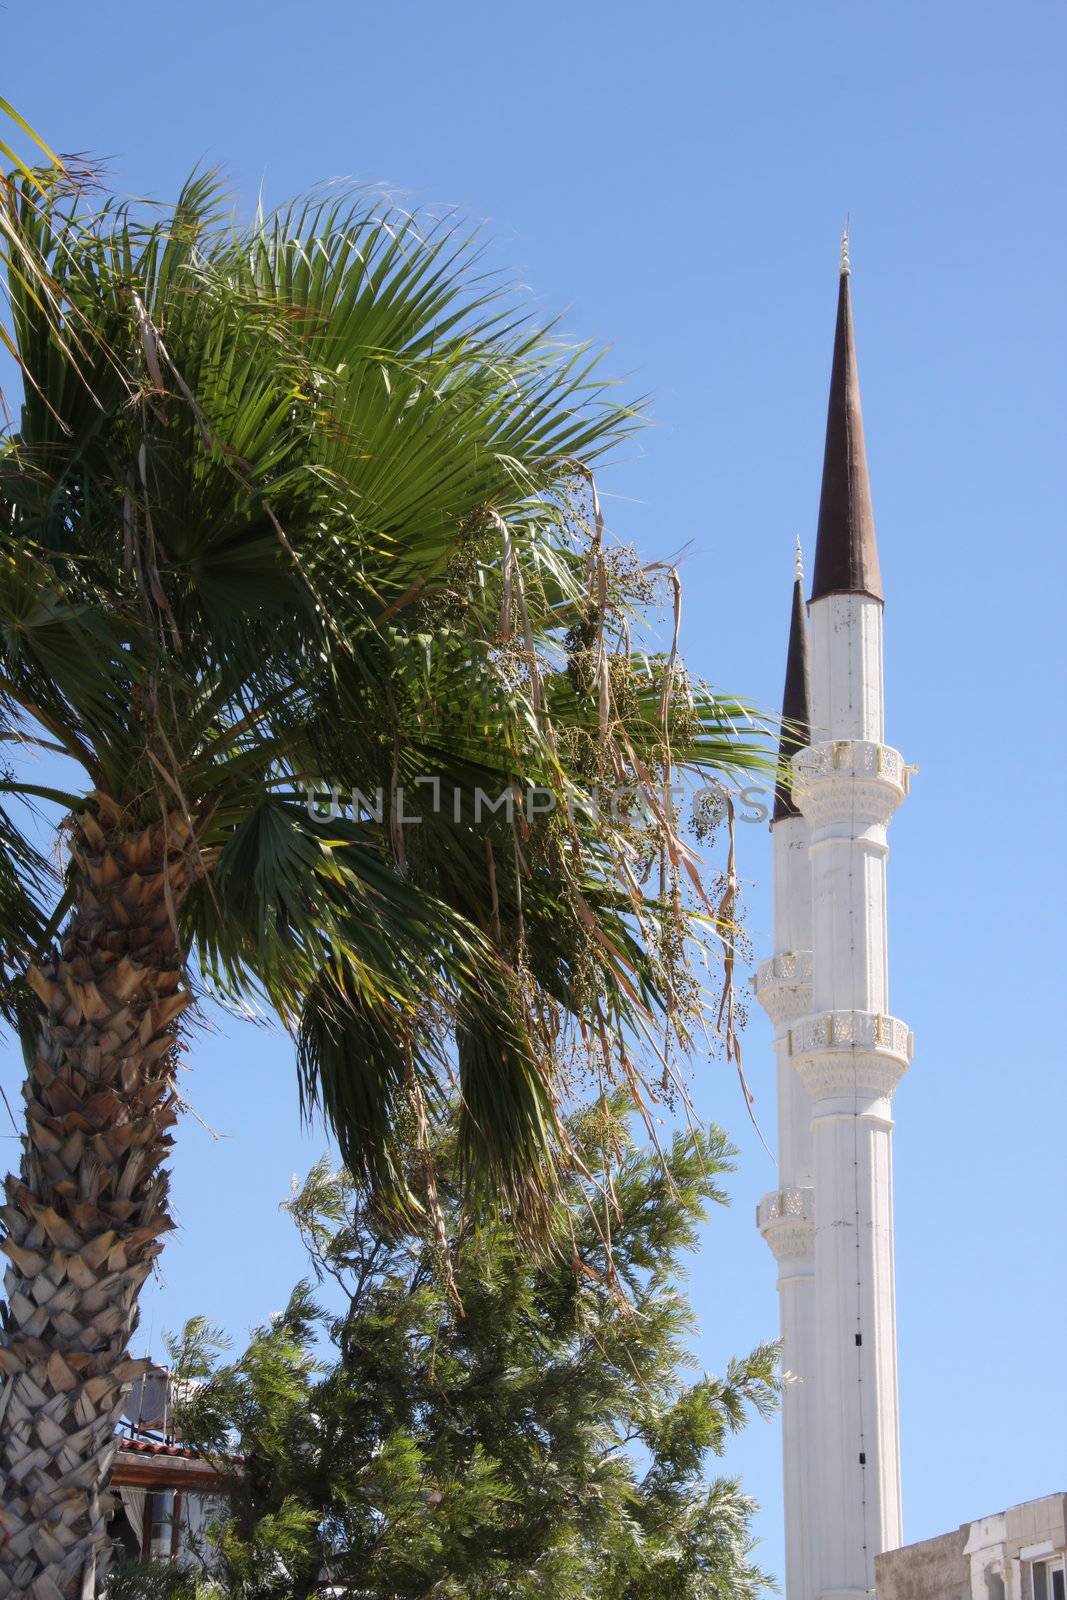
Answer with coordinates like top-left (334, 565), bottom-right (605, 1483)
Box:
top-left (0, 803), bottom-right (194, 1600)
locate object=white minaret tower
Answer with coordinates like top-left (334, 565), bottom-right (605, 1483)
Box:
top-left (755, 544), bottom-right (819, 1600)
top-left (759, 239), bottom-right (913, 1599)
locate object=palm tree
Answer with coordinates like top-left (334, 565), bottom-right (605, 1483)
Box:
top-left (0, 173), bottom-right (768, 1598)
top-left (0, 97), bottom-right (68, 388)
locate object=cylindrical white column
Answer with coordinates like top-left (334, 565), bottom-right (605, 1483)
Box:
top-left (809, 595), bottom-right (884, 745)
top-left (756, 816), bottom-right (818, 1600)
top-left (793, 730), bottom-right (911, 1600)
top-left (789, 1027), bottom-right (908, 1597)
top-left (809, 826), bottom-right (889, 1015)
top-left (758, 1186), bottom-right (818, 1600)
top-left (771, 816), bottom-right (815, 1187)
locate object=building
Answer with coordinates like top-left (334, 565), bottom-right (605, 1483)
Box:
top-left (107, 1367), bottom-right (229, 1568)
top-left (755, 236), bottom-right (910, 1600)
top-left (108, 1435), bottom-right (227, 1564)
top-left (875, 1495), bottom-right (1067, 1600)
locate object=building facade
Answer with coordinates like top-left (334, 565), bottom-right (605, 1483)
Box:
top-left (107, 1365), bottom-right (229, 1570)
top-left (109, 1435), bottom-right (226, 1565)
top-left (875, 1495), bottom-right (1067, 1600)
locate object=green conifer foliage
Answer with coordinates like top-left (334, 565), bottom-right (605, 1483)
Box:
top-left (147, 1098), bottom-right (778, 1600)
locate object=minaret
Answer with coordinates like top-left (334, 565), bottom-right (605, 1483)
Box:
top-left (762, 236), bottom-right (913, 1599)
top-left (755, 543), bottom-right (819, 1600)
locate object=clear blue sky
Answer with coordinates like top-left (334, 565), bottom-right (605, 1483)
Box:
top-left (4, 0), bottom-right (1065, 1580)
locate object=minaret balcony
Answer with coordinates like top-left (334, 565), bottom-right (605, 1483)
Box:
top-left (757, 1185), bottom-right (815, 1261)
top-left (753, 950), bottom-right (813, 1025)
top-left (788, 1009), bottom-right (914, 1104)
top-left (792, 739), bottom-right (910, 830)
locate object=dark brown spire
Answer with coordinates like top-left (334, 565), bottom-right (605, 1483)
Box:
top-left (809, 244), bottom-right (883, 603)
top-left (772, 552), bottom-right (813, 823)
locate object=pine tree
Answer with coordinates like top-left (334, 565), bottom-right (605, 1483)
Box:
top-left (151, 1098), bottom-right (779, 1600)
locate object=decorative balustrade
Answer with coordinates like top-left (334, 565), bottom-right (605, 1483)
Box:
top-left (757, 1186), bottom-right (815, 1261)
top-left (753, 950), bottom-right (813, 1023)
top-left (788, 1008), bottom-right (914, 1102)
top-left (792, 739), bottom-right (910, 828)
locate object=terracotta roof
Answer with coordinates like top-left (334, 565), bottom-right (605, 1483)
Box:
top-left (810, 261), bottom-right (883, 604)
top-left (772, 571), bottom-right (813, 822)
top-left (119, 1436), bottom-right (197, 1459)
top-left (110, 1434), bottom-right (241, 1490)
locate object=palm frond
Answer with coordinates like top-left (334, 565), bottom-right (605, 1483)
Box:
top-left (0, 171), bottom-right (774, 1227)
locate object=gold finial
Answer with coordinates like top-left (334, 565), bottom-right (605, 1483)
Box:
top-left (794, 535), bottom-right (803, 582)
top-left (840, 217), bottom-right (851, 276)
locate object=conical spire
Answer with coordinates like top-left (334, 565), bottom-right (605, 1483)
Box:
top-left (809, 239), bottom-right (883, 603)
top-left (772, 547), bottom-right (813, 822)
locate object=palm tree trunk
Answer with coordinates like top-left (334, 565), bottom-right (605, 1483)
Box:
top-left (0, 804), bottom-right (193, 1600)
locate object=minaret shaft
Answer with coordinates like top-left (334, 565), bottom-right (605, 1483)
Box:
top-left (809, 594), bottom-right (885, 745)
top-left (809, 593), bottom-right (889, 1018)
top-left (772, 820), bottom-right (815, 1186)
top-left (756, 571), bottom-right (819, 1600)
top-left (759, 815), bottom-right (819, 1600)
top-left (808, 1099), bottom-right (902, 1591)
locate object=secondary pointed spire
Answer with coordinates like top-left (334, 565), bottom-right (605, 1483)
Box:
top-left (809, 242), bottom-right (883, 603)
top-left (772, 546), bottom-right (813, 823)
